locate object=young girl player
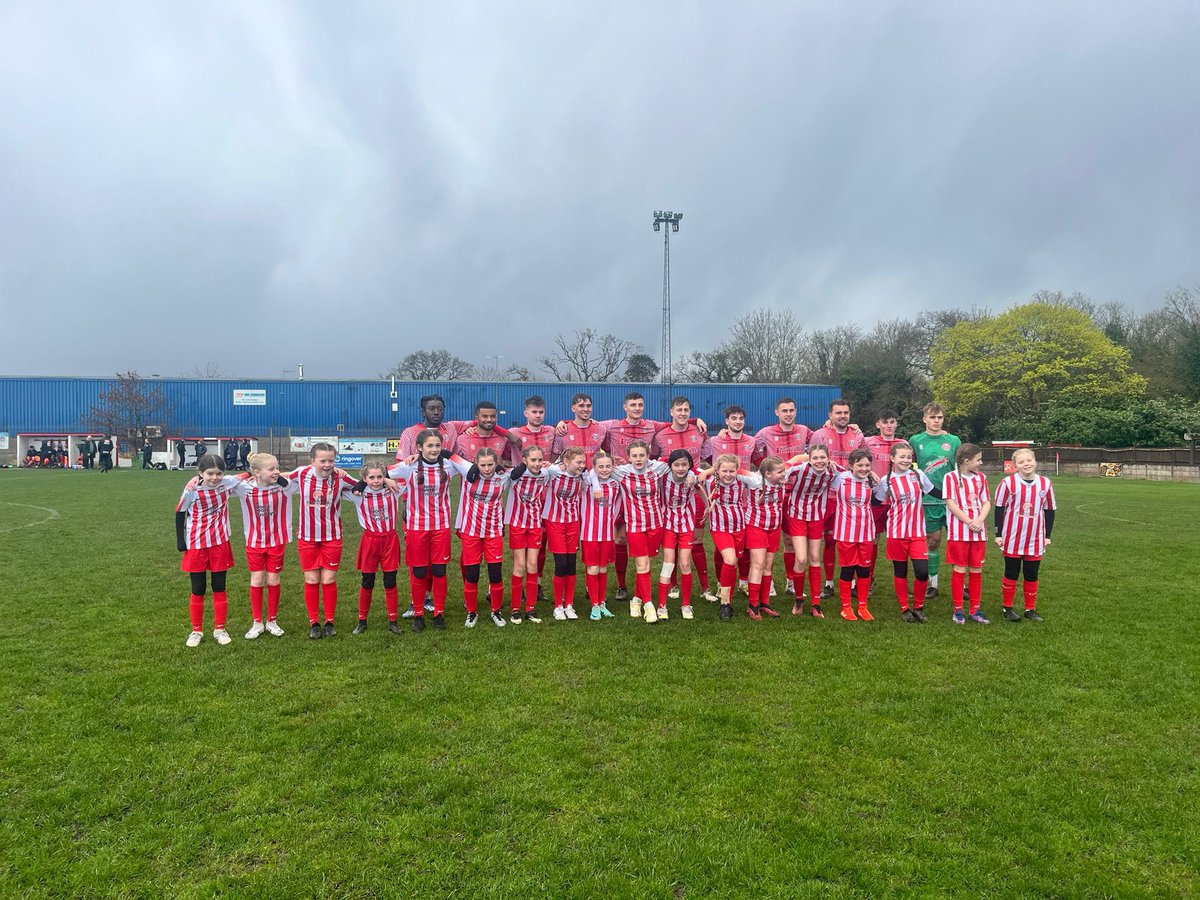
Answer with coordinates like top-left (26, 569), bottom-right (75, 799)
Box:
top-left (943, 443), bottom-right (991, 625)
top-left (580, 450), bottom-right (622, 620)
top-left (345, 460), bottom-right (404, 636)
top-left (176, 454), bottom-right (240, 647)
top-left (994, 449), bottom-right (1057, 622)
top-left (234, 452), bottom-right (298, 640)
top-left (873, 442), bottom-right (940, 623)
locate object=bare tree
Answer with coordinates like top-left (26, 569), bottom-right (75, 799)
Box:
top-left (384, 350), bottom-right (475, 381)
top-left (722, 308), bottom-right (809, 383)
top-left (472, 362), bottom-right (535, 382)
top-left (88, 371), bottom-right (173, 442)
top-left (801, 324), bottom-right (862, 383)
top-left (540, 329), bottom-right (641, 382)
top-left (186, 362), bottom-right (226, 379)
top-left (676, 349), bottom-right (748, 383)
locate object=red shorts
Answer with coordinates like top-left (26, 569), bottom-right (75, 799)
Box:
top-left (406, 528), bottom-right (451, 567)
top-left (945, 540), bottom-right (987, 568)
top-left (298, 539), bottom-right (343, 572)
top-left (785, 515), bottom-right (825, 540)
top-left (245, 544), bottom-right (286, 573)
top-left (886, 536), bottom-right (929, 562)
top-left (357, 531), bottom-right (401, 572)
top-left (581, 540), bottom-right (615, 567)
top-left (836, 540), bottom-right (873, 568)
top-left (509, 525), bottom-right (543, 551)
top-left (1002, 552), bottom-right (1044, 562)
top-left (822, 504), bottom-right (836, 535)
top-left (546, 519), bottom-right (581, 554)
top-left (712, 530), bottom-right (746, 557)
top-left (872, 503), bottom-right (890, 534)
top-left (661, 528), bottom-right (695, 550)
top-left (181, 541), bottom-right (234, 573)
top-left (459, 532), bottom-right (504, 565)
top-left (746, 524), bottom-right (782, 551)
top-left (626, 527), bottom-right (663, 558)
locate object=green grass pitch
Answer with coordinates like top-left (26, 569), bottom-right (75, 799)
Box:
top-left (1, 469), bottom-right (1197, 897)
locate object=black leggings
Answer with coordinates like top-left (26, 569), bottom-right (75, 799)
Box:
top-left (462, 562), bottom-right (503, 584)
top-left (361, 571), bottom-right (398, 589)
top-left (839, 565), bottom-right (870, 582)
top-left (553, 553), bottom-right (577, 577)
top-left (189, 571), bottom-right (227, 594)
top-left (411, 564), bottom-right (447, 579)
top-left (1003, 557), bottom-right (1041, 582)
top-left (892, 559), bottom-right (929, 580)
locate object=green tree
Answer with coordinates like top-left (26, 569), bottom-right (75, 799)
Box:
top-left (931, 302), bottom-right (1146, 421)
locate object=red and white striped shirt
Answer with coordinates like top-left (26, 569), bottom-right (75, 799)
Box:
top-left (580, 477), bottom-right (622, 542)
top-left (785, 462), bottom-right (838, 521)
top-left (994, 474), bottom-right (1056, 556)
top-left (508, 425), bottom-right (557, 465)
top-left (552, 420), bottom-right (607, 468)
top-left (177, 476), bottom-right (238, 549)
top-left (286, 467), bottom-right (359, 542)
top-left (608, 460), bottom-right (670, 532)
top-left (831, 472), bottom-right (876, 543)
top-left (862, 434), bottom-right (906, 480)
top-left (346, 487), bottom-right (401, 535)
top-left (542, 464), bottom-right (587, 524)
top-left (747, 481), bottom-right (787, 531)
top-left (455, 471), bottom-right (510, 538)
top-left (702, 431), bottom-right (756, 467)
top-left (651, 424), bottom-right (707, 462)
top-left (708, 473), bottom-right (762, 534)
top-left (388, 456), bottom-right (466, 531)
top-left (505, 467), bottom-right (551, 529)
top-left (753, 424), bottom-right (813, 466)
top-left (943, 470), bottom-right (990, 543)
top-left (662, 473), bottom-right (702, 533)
top-left (874, 469), bottom-right (935, 539)
top-left (452, 421), bottom-right (512, 467)
top-left (233, 478), bottom-right (299, 548)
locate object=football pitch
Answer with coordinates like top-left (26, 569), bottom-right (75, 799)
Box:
top-left (2, 470), bottom-right (1197, 897)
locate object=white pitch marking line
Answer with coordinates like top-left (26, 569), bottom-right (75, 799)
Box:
top-left (1073, 502), bottom-right (1150, 527)
top-left (0, 501), bottom-right (61, 533)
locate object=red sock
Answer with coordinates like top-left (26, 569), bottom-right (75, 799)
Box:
top-left (719, 563), bottom-right (736, 591)
top-left (410, 571), bottom-right (427, 617)
top-left (249, 585), bottom-right (264, 622)
top-left (615, 545), bottom-right (629, 589)
top-left (635, 571), bottom-right (652, 605)
top-left (951, 570), bottom-right (965, 611)
top-left (267, 583), bottom-right (281, 620)
top-left (463, 582), bottom-right (478, 614)
top-left (321, 582), bottom-right (338, 621)
top-left (839, 579), bottom-right (852, 608)
top-left (894, 577), bottom-right (909, 611)
top-left (691, 543), bottom-right (709, 589)
top-left (913, 578), bottom-right (928, 609)
top-left (564, 575), bottom-right (576, 606)
top-left (1023, 580), bottom-right (1038, 611)
top-left (536, 544), bottom-right (546, 577)
top-left (808, 566), bottom-right (822, 606)
top-left (525, 573), bottom-right (538, 611)
top-left (213, 591), bottom-right (227, 629)
top-left (432, 575), bottom-right (447, 615)
top-left (783, 552), bottom-right (796, 587)
top-left (488, 582), bottom-right (504, 613)
top-left (598, 571), bottom-right (608, 603)
top-left (552, 575), bottom-right (565, 608)
top-left (658, 579), bottom-right (671, 608)
top-left (385, 583), bottom-right (399, 620)
top-left (189, 593), bottom-right (204, 631)
top-left (510, 574), bottom-right (523, 612)
top-left (1002, 577), bottom-right (1018, 608)
top-left (967, 571), bottom-right (982, 614)
top-left (823, 539), bottom-right (836, 581)
top-left (358, 586), bottom-right (373, 619)
top-left (304, 582), bottom-right (320, 624)
top-left (738, 554), bottom-right (750, 580)
top-left (748, 580), bottom-right (761, 608)
top-left (680, 571), bottom-right (693, 605)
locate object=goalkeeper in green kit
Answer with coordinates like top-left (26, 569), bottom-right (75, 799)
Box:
top-left (909, 403), bottom-right (960, 601)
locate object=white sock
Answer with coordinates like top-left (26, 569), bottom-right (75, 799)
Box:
top-left (930, 574), bottom-right (939, 588)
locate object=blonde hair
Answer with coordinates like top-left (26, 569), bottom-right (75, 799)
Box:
top-left (360, 459), bottom-right (388, 479)
top-left (248, 452), bottom-right (277, 471)
top-left (758, 455), bottom-right (784, 476)
top-left (560, 446), bottom-right (585, 463)
top-left (1011, 448), bottom-right (1037, 463)
top-left (715, 453), bottom-right (739, 471)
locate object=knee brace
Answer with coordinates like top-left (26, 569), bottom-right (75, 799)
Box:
top-left (659, 561), bottom-right (675, 581)
top-left (412, 566), bottom-right (428, 580)
top-left (462, 564), bottom-right (481, 584)
top-left (361, 572), bottom-right (376, 589)
top-left (383, 570), bottom-right (398, 589)
top-left (431, 564), bottom-right (447, 578)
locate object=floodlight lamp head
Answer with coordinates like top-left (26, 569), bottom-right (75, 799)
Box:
top-left (653, 221), bottom-right (660, 232)
top-left (654, 210), bottom-right (663, 217)
top-left (675, 213), bottom-right (683, 222)
top-left (671, 222), bottom-right (679, 232)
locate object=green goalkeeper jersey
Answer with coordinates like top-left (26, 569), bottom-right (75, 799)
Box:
top-left (909, 431), bottom-right (960, 506)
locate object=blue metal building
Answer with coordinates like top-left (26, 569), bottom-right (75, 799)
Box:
top-left (0, 377), bottom-right (842, 436)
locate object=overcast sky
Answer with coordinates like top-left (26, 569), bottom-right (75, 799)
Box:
top-left (1, 1), bottom-right (1198, 379)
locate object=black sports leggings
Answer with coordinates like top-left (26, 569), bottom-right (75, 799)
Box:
top-left (462, 562), bottom-right (503, 584)
top-left (839, 565), bottom-right (870, 582)
top-left (411, 565), bottom-right (447, 579)
top-left (553, 553), bottom-right (577, 577)
top-left (189, 571), bottom-right (227, 594)
top-left (1003, 557), bottom-right (1041, 582)
top-left (361, 571), bottom-right (398, 589)
top-left (892, 559), bottom-right (929, 580)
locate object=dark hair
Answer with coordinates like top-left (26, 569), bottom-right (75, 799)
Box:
top-left (309, 442), bottom-right (336, 458)
top-left (876, 409), bottom-right (898, 422)
top-left (624, 392), bottom-right (645, 403)
top-left (775, 397), bottom-right (796, 408)
top-left (807, 443), bottom-right (829, 457)
top-left (524, 395), bottom-right (546, 409)
top-left (670, 396), bottom-right (691, 409)
top-left (196, 454), bottom-right (225, 472)
top-left (415, 429), bottom-right (442, 488)
top-left (668, 448), bottom-right (694, 469)
top-left (956, 443), bottom-right (982, 465)
top-left (847, 448), bottom-right (871, 466)
top-left (475, 400), bottom-right (497, 413)
top-left (724, 405), bottom-right (746, 419)
top-left (419, 394), bottom-right (445, 411)
top-left (829, 398), bottom-right (851, 412)
top-left (924, 402), bottom-right (945, 416)
top-left (889, 440), bottom-right (913, 458)
top-left (571, 392), bottom-right (592, 406)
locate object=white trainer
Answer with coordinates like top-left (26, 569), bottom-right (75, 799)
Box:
top-left (553, 607), bottom-right (567, 621)
top-left (738, 580), bottom-right (749, 595)
top-left (642, 601), bottom-right (659, 623)
top-left (630, 597), bottom-right (642, 618)
top-left (769, 581), bottom-right (778, 597)
top-left (785, 581), bottom-right (797, 596)
top-left (185, 631), bottom-right (203, 648)
top-left (681, 604), bottom-right (694, 620)
top-left (245, 621), bottom-right (265, 640)
top-left (702, 590), bottom-right (719, 603)
top-left (212, 629), bottom-right (232, 646)
top-left (264, 620), bottom-right (285, 637)
top-left (657, 605), bottom-right (669, 620)
top-left (667, 585), bottom-right (680, 599)
top-left (564, 604), bottom-right (578, 620)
